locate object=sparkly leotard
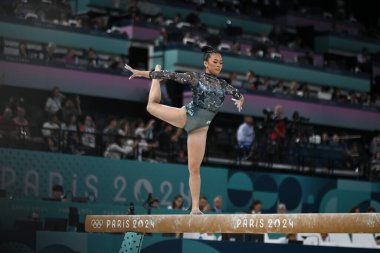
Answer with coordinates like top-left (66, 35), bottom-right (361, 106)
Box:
top-left (150, 70), bottom-right (242, 132)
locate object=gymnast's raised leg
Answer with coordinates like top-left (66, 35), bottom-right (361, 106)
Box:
top-left (146, 65), bottom-right (187, 129)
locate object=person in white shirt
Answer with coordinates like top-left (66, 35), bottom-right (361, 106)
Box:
top-left (104, 135), bottom-right (134, 159)
top-left (45, 87), bottom-right (65, 114)
top-left (236, 116), bottom-right (255, 160)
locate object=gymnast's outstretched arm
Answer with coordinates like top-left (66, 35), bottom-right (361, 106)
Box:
top-left (222, 80), bottom-right (245, 112)
top-left (124, 64), bottom-right (197, 86)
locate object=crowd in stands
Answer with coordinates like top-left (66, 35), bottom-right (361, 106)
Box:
top-left (2, 0), bottom-right (380, 109)
top-left (0, 86), bottom-right (379, 179)
top-left (1, 35), bottom-right (379, 110)
top-left (0, 37), bottom-right (127, 71)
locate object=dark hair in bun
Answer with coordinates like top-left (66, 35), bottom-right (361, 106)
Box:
top-left (202, 46), bottom-right (220, 61)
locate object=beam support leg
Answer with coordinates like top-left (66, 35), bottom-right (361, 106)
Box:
top-left (119, 232), bottom-right (144, 253)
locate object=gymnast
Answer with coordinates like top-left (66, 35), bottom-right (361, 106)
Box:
top-left (124, 46), bottom-right (244, 214)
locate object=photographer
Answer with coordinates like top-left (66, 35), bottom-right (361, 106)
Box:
top-left (267, 105), bottom-right (286, 163)
top-left (270, 105), bottom-right (286, 142)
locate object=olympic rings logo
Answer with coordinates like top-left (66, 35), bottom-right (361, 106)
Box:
top-left (91, 219), bottom-right (104, 229)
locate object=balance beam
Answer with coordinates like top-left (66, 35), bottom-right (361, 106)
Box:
top-left (85, 213), bottom-right (380, 233)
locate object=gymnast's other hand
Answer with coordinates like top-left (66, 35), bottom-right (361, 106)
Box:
top-left (124, 64), bottom-right (140, 79)
top-left (232, 95), bottom-right (244, 112)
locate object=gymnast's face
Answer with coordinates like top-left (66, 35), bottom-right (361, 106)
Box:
top-left (204, 53), bottom-right (223, 76)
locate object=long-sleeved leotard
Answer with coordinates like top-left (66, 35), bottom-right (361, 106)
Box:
top-left (149, 70), bottom-right (242, 132)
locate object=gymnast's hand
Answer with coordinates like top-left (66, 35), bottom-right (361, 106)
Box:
top-left (124, 64), bottom-right (139, 79)
top-left (232, 95), bottom-right (244, 112)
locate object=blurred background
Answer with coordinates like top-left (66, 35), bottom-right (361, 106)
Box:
top-left (0, 0), bottom-right (380, 252)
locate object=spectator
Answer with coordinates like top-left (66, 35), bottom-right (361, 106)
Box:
top-left (61, 96), bottom-right (81, 120)
top-left (272, 80), bottom-right (286, 94)
top-left (61, 114), bottom-right (83, 154)
top-left (330, 134), bottom-right (341, 146)
top-left (45, 87), bottom-right (65, 115)
top-left (277, 203), bottom-right (287, 214)
top-left (271, 105), bottom-right (286, 141)
top-left (198, 232), bottom-right (220, 241)
top-left (19, 42), bottom-right (28, 57)
top-left (86, 48), bottom-right (98, 67)
top-left (229, 72), bottom-right (242, 87)
top-left (149, 198), bottom-right (160, 208)
top-left (0, 107), bottom-right (15, 138)
top-left (245, 70), bottom-right (258, 89)
top-left (199, 196), bottom-right (210, 212)
top-left (183, 32), bottom-right (196, 46)
top-left (370, 132), bottom-right (380, 160)
top-left (51, 184), bottom-right (67, 201)
top-left (172, 13), bottom-right (182, 26)
top-left (247, 200), bottom-right (264, 242)
top-left (289, 80), bottom-right (299, 96)
top-left (298, 84), bottom-right (310, 97)
top-left (367, 207), bottom-right (376, 213)
top-left (103, 118), bottom-right (119, 146)
top-left (211, 196), bottom-right (223, 213)
top-left (231, 41), bottom-right (241, 54)
top-left (41, 114), bottom-right (60, 152)
top-left (61, 113), bottom-right (78, 133)
top-left (45, 42), bottom-right (56, 61)
top-left (107, 55), bottom-right (124, 69)
top-left (63, 48), bottom-right (76, 64)
top-left (80, 115), bottom-right (96, 150)
top-left (356, 47), bottom-right (371, 73)
top-left (375, 235), bottom-right (380, 246)
top-left (135, 119), bottom-right (155, 140)
top-left (104, 135), bottom-right (134, 159)
top-left (257, 78), bottom-right (272, 92)
top-left (320, 233), bottom-right (330, 243)
top-left (118, 119), bottom-right (133, 137)
top-left (236, 116), bottom-right (255, 160)
top-left (28, 211), bottom-right (40, 222)
top-left (12, 107), bottom-right (31, 140)
top-left (349, 206), bottom-right (360, 213)
top-left (168, 195), bottom-right (185, 210)
top-left (278, 233), bottom-right (298, 244)
top-left (134, 119), bottom-right (156, 160)
top-left (321, 132), bottom-right (330, 145)
top-left (249, 200), bottom-right (262, 214)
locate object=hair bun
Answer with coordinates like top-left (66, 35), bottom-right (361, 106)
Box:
top-left (201, 45), bottom-right (215, 53)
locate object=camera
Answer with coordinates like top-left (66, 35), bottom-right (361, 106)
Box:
top-left (263, 108), bottom-right (274, 119)
top-left (292, 111), bottom-right (309, 123)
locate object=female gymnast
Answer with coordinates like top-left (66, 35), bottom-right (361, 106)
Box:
top-left (124, 46), bottom-right (244, 214)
